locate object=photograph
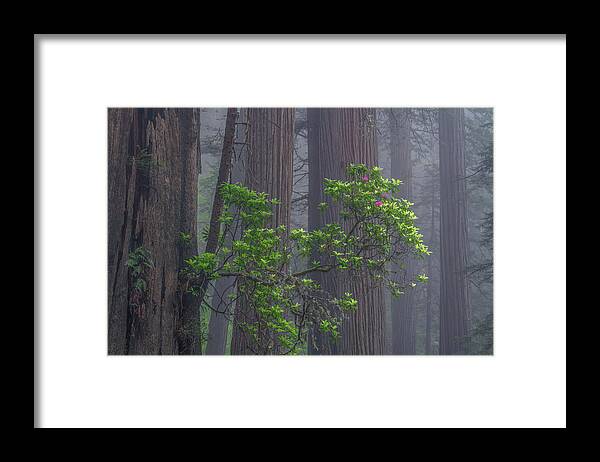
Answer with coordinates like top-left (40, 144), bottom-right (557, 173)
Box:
top-left (108, 107), bottom-right (493, 356)
top-left (35, 35), bottom-right (565, 428)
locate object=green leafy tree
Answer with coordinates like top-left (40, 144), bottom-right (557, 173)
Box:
top-left (181, 164), bottom-right (430, 354)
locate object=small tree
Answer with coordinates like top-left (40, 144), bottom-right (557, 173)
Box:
top-left (181, 164), bottom-right (430, 354)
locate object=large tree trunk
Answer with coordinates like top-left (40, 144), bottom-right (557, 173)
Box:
top-left (108, 108), bottom-right (200, 355)
top-left (230, 108), bottom-right (295, 355)
top-left (438, 108), bottom-right (470, 355)
top-left (389, 109), bottom-right (416, 355)
top-left (307, 109), bottom-right (323, 254)
top-left (306, 108), bottom-right (326, 355)
top-left (312, 108), bottom-right (386, 355)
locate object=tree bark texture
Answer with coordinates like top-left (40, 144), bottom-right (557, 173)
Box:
top-left (306, 108), bottom-right (325, 355)
top-left (438, 108), bottom-right (470, 354)
top-left (108, 108), bottom-right (200, 355)
top-left (311, 108), bottom-right (386, 355)
top-left (425, 177), bottom-right (436, 355)
top-left (230, 108), bottom-right (295, 354)
top-left (389, 109), bottom-right (417, 355)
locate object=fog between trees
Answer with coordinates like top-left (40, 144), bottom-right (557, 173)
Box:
top-left (108, 108), bottom-right (493, 355)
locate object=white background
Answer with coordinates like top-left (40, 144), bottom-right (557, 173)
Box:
top-left (36, 35), bottom-right (566, 428)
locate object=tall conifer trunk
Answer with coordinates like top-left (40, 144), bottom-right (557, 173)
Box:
top-left (108, 108), bottom-right (200, 355)
top-left (389, 109), bottom-right (416, 354)
top-left (425, 174), bottom-right (436, 355)
top-left (306, 108), bottom-right (326, 354)
top-left (230, 108), bottom-right (295, 354)
top-left (438, 108), bottom-right (470, 354)
top-left (311, 108), bottom-right (386, 355)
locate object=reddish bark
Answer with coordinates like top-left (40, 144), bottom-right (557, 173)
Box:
top-left (230, 108), bottom-right (295, 354)
top-left (108, 108), bottom-right (200, 355)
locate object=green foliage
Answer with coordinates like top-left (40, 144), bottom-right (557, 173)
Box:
top-left (126, 246), bottom-right (154, 315)
top-left (179, 232), bottom-right (193, 245)
top-left (323, 164), bottom-right (430, 256)
top-left (334, 292), bottom-right (359, 312)
top-left (319, 319), bottom-right (339, 340)
top-left (127, 246), bottom-right (153, 282)
top-left (182, 164), bottom-right (430, 355)
top-left (218, 183), bottom-right (280, 228)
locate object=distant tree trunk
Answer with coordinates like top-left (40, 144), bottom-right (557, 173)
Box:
top-left (204, 109), bottom-right (237, 256)
top-left (108, 108), bottom-right (200, 355)
top-left (230, 108), bottom-right (295, 355)
top-left (314, 108), bottom-right (386, 355)
top-left (425, 176), bottom-right (435, 355)
top-left (306, 108), bottom-right (326, 355)
top-left (438, 108), bottom-right (470, 354)
top-left (307, 108), bottom-right (323, 251)
top-left (204, 272), bottom-right (231, 354)
top-left (203, 108), bottom-right (238, 355)
top-left (389, 109), bottom-right (416, 355)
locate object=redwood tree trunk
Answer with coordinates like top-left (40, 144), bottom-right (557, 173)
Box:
top-left (425, 179), bottom-right (436, 355)
top-left (108, 108), bottom-right (200, 355)
top-left (438, 108), bottom-right (470, 354)
top-left (307, 108), bottom-right (323, 249)
top-left (389, 109), bottom-right (417, 355)
top-left (230, 108), bottom-right (295, 355)
top-left (313, 108), bottom-right (386, 355)
top-left (306, 108), bottom-right (325, 355)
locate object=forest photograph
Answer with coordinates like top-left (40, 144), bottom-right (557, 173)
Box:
top-left (108, 107), bottom-right (493, 356)
top-left (36, 35), bottom-right (566, 428)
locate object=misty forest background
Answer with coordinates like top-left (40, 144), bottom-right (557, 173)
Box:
top-left (108, 108), bottom-right (493, 355)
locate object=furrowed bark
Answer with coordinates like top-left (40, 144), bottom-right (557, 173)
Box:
top-left (230, 108), bottom-right (295, 355)
top-left (438, 108), bottom-right (470, 355)
top-left (306, 108), bottom-right (326, 355)
top-left (312, 108), bottom-right (386, 355)
top-left (389, 109), bottom-right (416, 355)
top-left (108, 108), bottom-right (200, 355)
top-left (425, 175), bottom-right (436, 355)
